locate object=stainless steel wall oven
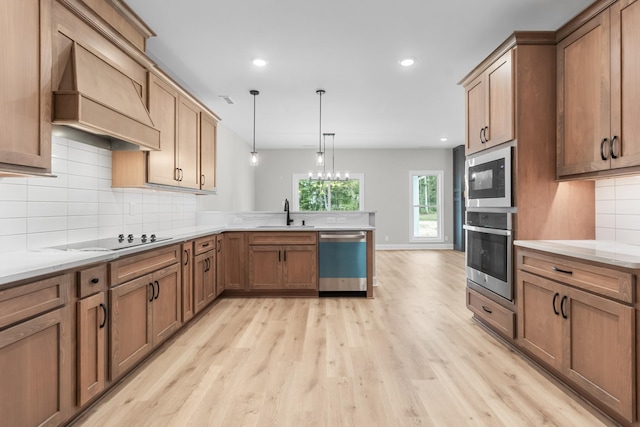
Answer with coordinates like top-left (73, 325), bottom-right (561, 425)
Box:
top-left (464, 211), bottom-right (513, 301)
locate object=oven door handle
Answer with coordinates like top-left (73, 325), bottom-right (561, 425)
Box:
top-left (463, 225), bottom-right (511, 236)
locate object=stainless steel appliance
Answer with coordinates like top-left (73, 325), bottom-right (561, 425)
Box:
top-left (466, 146), bottom-right (512, 208)
top-left (319, 231), bottom-right (367, 296)
top-left (51, 234), bottom-right (171, 251)
top-left (464, 212), bottom-right (512, 300)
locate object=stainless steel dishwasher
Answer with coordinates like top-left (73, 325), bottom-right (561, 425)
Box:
top-left (318, 231), bottom-right (367, 297)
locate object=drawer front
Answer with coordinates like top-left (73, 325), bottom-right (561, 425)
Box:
top-left (77, 264), bottom-right (107, 298)
top-left (518, 249), bottom-right (634, 304)
top-left (466, 288), bottom-right (515, 338)
top-left (109, 244), bottom-right (180, 286)
top-left (0, 274), bottom-right (71, 330)
top-left (194, 236), bottom-right (216, 255)
top-left (248, 232), bottom-right (317, 245)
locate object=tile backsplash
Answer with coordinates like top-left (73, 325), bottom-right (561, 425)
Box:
top-left (0, 136), bottom-right (196, 254)
top-left (595, 176), bottom-right (640, 245)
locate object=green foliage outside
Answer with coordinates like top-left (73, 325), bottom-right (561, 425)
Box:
top-left (298, 179), bottom-right (360, 211)
top-left (417, 175), bottom-right (438, 214)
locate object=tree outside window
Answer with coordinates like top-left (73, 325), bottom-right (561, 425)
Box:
top-left (293, 174), bottom-right (363, 211)
top-left (411, 171), bottom-right (443, 241)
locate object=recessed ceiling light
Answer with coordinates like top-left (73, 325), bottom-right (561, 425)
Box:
top-left (440, 137), bottom-right (448, 142)
top-left (252, 57), bottom-right (268, 67)
top-left (399, 57), bottom-right (415, 67)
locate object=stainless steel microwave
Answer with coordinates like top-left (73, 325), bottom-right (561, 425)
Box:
top-left (465, 146), bottom-right (512, 208)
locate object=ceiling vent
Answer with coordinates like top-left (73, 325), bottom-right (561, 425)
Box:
top-left (219, 95), bottom-right (235, 105)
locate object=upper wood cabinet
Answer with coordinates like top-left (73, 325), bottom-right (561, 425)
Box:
top-left (557, 0), bottom-right (640, 178)
top-left (463, 50), bottom-right (514, 155)
top-left (112, 71), bottom-right (218, 193)
top-left (0, 0), bottom-right (52, 175)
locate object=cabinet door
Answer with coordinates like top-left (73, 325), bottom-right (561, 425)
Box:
top-left (177, 96), bottom-right (200, 189)
top-left (0, 0), bottom-right (52, 172)
top-left (485, 50), bottom-right (514, 148)
top-left (248, 245), bottom-right (283, 289)
top-left (283, 245), bottom-right (317, 289)
top-left (194, 251), bottom-right (214, 314)
top-left (109, 274), bottom-right (152, 380)
top-left (205, 250), bottom-right (216, 303)
top-left (565, 287), bottom-right (634, 422)
top-left (147, 73), bottom-right (179, 186)
top-left (557, 11), bottom-right (611, 177)
top-left (465, 75), bottom-right (485, 154)
top-left (225, 232), bottom-right (246, 290)
top-left (181, 243), bottom-right (194, 323)
top-left (216, 235), bottom-right (225, 296)
top-left (517, 271), bottom-right (563, 371)
top-left (610, 0), bottom-right (640, 170)
top-left (77, 292), bottom-right (106, 407)
top-left (151, 264), bottom-right (182, 345)
top-left (200, 112), bottom-right (217, 191)
top-left (0, 307), bottom-right (71, 427)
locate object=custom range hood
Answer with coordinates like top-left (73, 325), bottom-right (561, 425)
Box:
top-left (53, 42), bottom-right (160, 150)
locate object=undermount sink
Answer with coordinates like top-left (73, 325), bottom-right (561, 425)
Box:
top-left (256, 225), bottom-right (315, 229)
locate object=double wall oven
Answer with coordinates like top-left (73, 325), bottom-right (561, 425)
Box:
top-left (464, 146), bottom-right (514, 301)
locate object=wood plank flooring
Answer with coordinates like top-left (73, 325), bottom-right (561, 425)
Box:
top-left (72, 250), bottom-right (616, 426)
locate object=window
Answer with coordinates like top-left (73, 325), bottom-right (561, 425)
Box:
top-left (293, 174), bottom-right (364, 211)
top-left (410, 171), bottom-right (443, 241)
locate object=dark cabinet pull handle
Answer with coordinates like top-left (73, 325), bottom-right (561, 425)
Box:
top-left (149, 283), bottom-right (154, 302)
top-left (204, 258), bottom-right (209, 272)
top-left (154, 281), bottom-right (160, 300)
top-left (175, 168), bottom-right (180, 181)
top-left (217, 240), bottom-right (221, 252)
top-left (560, 295), bottom-right (568, 319)
top-left (552, 292), bottom-right (560, 316)
top-left (180, 169), bottom-right (184, 181)
top-left (552, 266), bottom-right (573, 275)
top-left (201, 174), bottom-right (205, 185)
top-left (99, 303), bottom-right (107, 328)
top-left (610, 136), bottom-right (618, 159)
top-left (482, 306), bottom-right (492, 314)
top-left (183, 250), bottom-right (189, 266)
top-left (483, 126), bottom-right (489, 142)
top-left (90, 277), bottom-right (100, 284)
top-left (278, 250), bottom-right (281, 262)
top-left (479, 128), bottom-right (485, 143)
top-left (202, 243), bottom-right (210, 247)
top-left (600, 138), bottom-right (609, 161)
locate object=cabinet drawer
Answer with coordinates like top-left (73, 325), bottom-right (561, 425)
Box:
top-left (109, 244), bottom-right (180, 286)
top-left (248, 232), bottom-right (317, 245)
top-left (466, 288), bottom-right (515, 338)
top-left (0, 274), bottom-right (71, 330)
top-left (194, 236), bottom-right (216, 255)
top-left (77, 264), bottom-right (107, 298)
top-left (518, 249), bottom-right (634, 304)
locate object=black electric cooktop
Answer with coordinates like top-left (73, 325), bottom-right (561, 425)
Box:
top-left (51, 234), bottom-right (171, 251)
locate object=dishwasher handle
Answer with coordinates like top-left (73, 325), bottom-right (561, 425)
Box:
top-left (319, 232), bottom-right (366, 241)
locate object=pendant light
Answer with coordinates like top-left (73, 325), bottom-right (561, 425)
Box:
top-left (315, 89), bottom-right (325, 166)
top-left (249, 89), bottom-right (260, 166)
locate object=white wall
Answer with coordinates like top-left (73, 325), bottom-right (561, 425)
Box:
top-left (197, 123), bottom-right (256, 212)
top-left (254, 148), bottom-right (454, 248)
top-left (595, 176), bottom-right (640, 244)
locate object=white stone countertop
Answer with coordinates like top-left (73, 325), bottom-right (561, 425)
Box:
top-left (514, 240), bottom-right (640, 269)
top-left (0, 225), bottom-right (374, 286)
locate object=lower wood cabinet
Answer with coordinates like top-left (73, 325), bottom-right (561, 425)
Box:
top-left (181, 242), bottom-right (194, 322)
top-left (77, 291), bottom-right (107, 407)
top-left (248, 244), bottom-right (317, 290)
top-left (224, 232), bottom-right (246, 290)
top-left (0, 274), bottom-right (72, 427)
top-left (194, 249), bottom-right (216, 314)
top-left (109, 264), bottom-right (181, 380)
top-left (517, 257), bottom-right (635, 423)
top-left (216, 234), bottom-right (224, 296)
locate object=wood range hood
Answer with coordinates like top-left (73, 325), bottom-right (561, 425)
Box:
top-left (52, 42), bottom-right (160, 150)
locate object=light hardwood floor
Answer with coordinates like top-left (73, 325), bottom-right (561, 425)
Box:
top-left (72, 250), bottom-right (616, 426)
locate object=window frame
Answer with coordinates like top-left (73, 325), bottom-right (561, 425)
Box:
top-left (409, 170), bottom-right (444, 242)
top-left (292, 173), bottom-right (365, 211)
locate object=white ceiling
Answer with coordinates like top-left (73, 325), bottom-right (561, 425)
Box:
top-left (126, 0), bottom-right (593, 150)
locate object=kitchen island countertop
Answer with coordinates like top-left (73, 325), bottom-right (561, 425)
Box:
top-left (514, 240), bottom-right (640, 269)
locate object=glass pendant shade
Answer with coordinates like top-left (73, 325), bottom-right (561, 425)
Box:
top-left (250, 151), bottom-right (259, 166)
top-left (316, 151), bottom-right (324, 166)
